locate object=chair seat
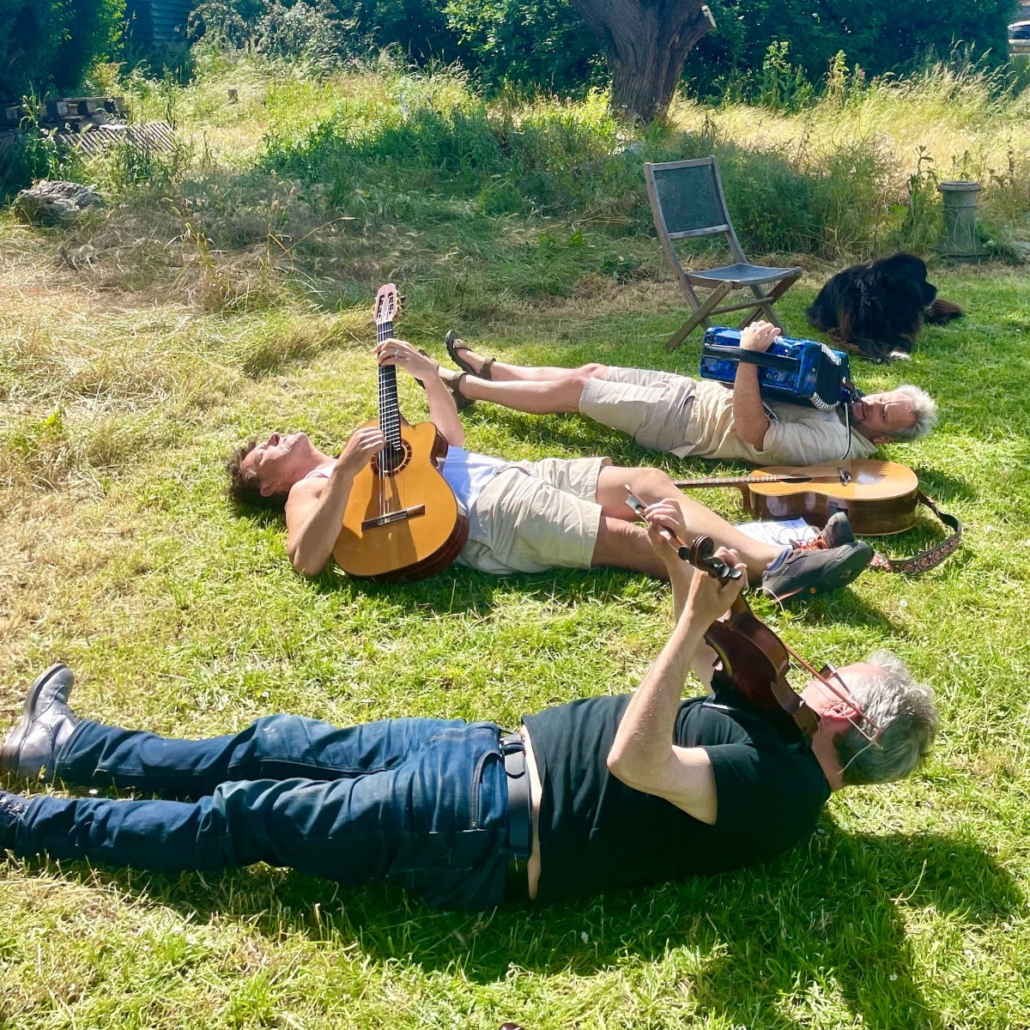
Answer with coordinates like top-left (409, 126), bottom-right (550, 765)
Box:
top-left (686, 262), bottom-right (802, 287)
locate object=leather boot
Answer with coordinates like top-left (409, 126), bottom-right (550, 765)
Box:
top-left (0, 664), bottom-right (79, 784)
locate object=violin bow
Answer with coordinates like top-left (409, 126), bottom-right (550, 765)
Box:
top-left (783, 644), bottom-right (883, 746)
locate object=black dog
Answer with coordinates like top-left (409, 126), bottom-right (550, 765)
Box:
top-left (806, 253), bottom-right (963, 362)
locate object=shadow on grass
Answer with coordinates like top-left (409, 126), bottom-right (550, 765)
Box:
top-left (63, 824), bottom-right (1017, 1028)
top-left (303, 556), bottom-right (887, 630)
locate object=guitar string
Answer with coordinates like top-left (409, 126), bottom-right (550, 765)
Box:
top-left (377, 315), bottom-right (386, 520)
top-left (378, 305), bottom-right (398, 518)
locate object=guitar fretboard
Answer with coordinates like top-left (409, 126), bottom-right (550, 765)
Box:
top-left (678, 474), bottom-right (805, 487)
top-left (376, 317), bottom-right (403, 452)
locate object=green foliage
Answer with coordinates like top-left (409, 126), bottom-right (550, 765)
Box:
top-left (0, 1), bottom-right (66, 99)
top-left (258, 70), bottom-right (956, 261)
top-left (755, 41), bottom-right (816, 112)
top-left (55, 0), bottom-right (125, 90)
top-left (192, 0), bottom-right (461, 64)
top-left (262, 81), bottom-right (627, 223)
top-left (443, 0), bottom-right (601, 94)
top-left (328, 0), bottom-right (459, 61)
top-left (688, 0), bottom-right (1014, 99)
top-left (0, 0), bottom-right (124, 99)
top-left (0, 104), bottom-right (84, 199)
top-left (185, 0), bottom-right (1016, 108)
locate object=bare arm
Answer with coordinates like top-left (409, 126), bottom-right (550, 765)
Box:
top-left (378, 339), bottom-right (466, 449)
top-left (285, 427), bottom-right (385, 576)
top-left (731, 321), bottom-right (779, 449)
top-left (642, 499), bottom-right (720, 690)
top-left (607, 527), bottom-right (748, 824)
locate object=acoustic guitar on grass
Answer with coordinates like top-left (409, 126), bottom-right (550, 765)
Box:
top-left (675, 460), bottom-right (920, 536)
top-left (332, 284), bottom-right (469, 582)
top-left (675, 459), bottom-right (962, 574)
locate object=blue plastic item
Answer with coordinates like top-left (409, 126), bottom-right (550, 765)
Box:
top-left (699, 327), bottom-right (857, 410)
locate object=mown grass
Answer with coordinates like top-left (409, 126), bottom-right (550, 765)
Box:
top-left (2, 57), bottom-right (1030, 1030)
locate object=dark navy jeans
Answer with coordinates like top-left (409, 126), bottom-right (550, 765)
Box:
top-left (16, 714), bottom-right (513, 910)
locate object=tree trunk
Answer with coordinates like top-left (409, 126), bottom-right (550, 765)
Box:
top-left (569, 0), bottom-right (712, 122)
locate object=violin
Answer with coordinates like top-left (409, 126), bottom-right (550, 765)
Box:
top-left (686, 536), bottom-right (881, 744)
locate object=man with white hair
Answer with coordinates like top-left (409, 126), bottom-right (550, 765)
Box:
top-left (436, 321), bottom-right (938, 467)
top-left (0, 508), bottom-right (938, 910)
top-left (226, 339), bottom-right (874, 602)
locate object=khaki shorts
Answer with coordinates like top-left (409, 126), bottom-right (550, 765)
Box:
top-left (459, 456), bottom-right (611, 575)
top-left (579, 367), bottom-right (696, 453)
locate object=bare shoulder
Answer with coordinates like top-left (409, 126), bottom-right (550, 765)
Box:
top-left (285, 477), bottom-right (325, 525)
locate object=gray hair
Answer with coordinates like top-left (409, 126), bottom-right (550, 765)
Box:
top-left (834, 649), bottom-right (939, 786)
top-left (889, 385), bottom-right (938, 442)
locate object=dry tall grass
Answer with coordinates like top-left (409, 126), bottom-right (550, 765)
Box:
top-left (671, 62), bottom-right (1030, 230)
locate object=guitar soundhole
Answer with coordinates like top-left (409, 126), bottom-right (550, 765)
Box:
top-left (372, 440), bottom-right (411, 476)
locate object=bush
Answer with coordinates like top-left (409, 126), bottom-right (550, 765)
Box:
top-left (687, 0), bottom-right (1013, 99)
top-left (443, 0), bottom-right (601, 95)
top-left (0, 3), bottom-right (66, 100)
top-left (0, 0), bottom-right (124, 100)
top-left (192, 0), bottom-right (461, 64)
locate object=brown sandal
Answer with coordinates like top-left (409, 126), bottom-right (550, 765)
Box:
top-left (437, 366), bottom-right (474, 410)
top-left (445, 330), bottom-right (495, 380)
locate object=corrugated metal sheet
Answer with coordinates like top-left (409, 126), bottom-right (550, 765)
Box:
top-left (61, 121), bottom-right (178, 156)
top-left (126, 0), bottom-right (194, 45)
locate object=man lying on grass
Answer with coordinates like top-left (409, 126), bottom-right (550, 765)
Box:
top-left (0, 510), bottom-right (938, 910)
top-left (435, 321), bottom-right (938, 466)
top-left (226, 339), bottom-right (873, 604)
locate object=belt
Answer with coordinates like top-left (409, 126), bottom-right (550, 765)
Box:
top-left (500, 730), bottom-right (532, 901)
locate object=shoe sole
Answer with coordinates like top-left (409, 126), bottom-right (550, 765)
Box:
top-left (766, 545), bottom-right (872, 604)
top-left (0, 663), bottom-right (69, 773)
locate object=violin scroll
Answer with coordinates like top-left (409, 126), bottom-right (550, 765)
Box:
top-left (685, 535), bottom-right (744, 584)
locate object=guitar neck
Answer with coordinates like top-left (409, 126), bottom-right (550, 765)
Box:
top-left (675, 474), bottom-right (815, 489)
top-left (376, 317), bottom-right (402, 448)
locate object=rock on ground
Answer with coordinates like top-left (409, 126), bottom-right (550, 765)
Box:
top-left (15, 180), bottom-right (104, 224)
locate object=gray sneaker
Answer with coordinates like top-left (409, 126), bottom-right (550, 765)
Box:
top-left (761, 541), bottom-right (873, 603)
top-left (792, 513), bottom-right (857, 553)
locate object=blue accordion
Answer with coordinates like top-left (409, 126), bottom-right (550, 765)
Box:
top-left (699, 327), bottom-right (857, 410)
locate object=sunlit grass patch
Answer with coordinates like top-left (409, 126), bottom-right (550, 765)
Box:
top-left (2, 52), bottom-right (1030, 1030)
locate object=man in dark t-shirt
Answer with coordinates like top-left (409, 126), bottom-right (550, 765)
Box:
top-left (0, 503), bottom-right (938, 910)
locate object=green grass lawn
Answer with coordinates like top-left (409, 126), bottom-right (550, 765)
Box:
top-left (2, 61), bottom-right (1030, 1030)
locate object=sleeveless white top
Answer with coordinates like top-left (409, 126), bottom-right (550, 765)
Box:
top-left (303, 448), bottom-right (505, 509)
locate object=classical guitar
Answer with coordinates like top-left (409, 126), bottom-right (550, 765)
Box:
top-left (675, 459), bottom-right (920, 536)
top-left (332, 284), bottom-right (469, 582)
top-left (675, 459), bottom-right (962, 574)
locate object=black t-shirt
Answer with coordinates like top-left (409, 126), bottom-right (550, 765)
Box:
top-left (522, 694), bottom-right (831, 903)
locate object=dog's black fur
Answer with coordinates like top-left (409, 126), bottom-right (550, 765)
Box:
top-left (806, 253), bottom-right (963, 362)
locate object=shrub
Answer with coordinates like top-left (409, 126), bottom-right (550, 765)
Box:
top-left (0, 0), bottom-right (124, 100)
top-left (192, 0), bottom-right (461, 64)
top-left (687, 0), bottom-right (1013, 99)
top-left (443, 0), bottom-right (601, 95)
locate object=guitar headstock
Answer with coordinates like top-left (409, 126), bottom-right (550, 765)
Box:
top-left (374, 283), bottom-right (402, 330)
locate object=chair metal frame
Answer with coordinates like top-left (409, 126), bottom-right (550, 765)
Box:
top-left (644, 156), bottom-right (802, 351)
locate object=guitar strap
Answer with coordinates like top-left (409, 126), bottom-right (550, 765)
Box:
top-left (868, 492), bottom-right (962, 575)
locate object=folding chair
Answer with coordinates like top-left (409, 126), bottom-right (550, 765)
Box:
top-left (644, 157), bottom-right (802, 351)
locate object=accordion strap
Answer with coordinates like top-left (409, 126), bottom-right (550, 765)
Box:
top-left (869, 492), bottom-right (962, 575)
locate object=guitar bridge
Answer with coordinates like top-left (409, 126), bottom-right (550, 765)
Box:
top-left (361, 504), bottom-right (426, 530)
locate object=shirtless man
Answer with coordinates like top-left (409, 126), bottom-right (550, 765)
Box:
top-left (435, 321), bottom-right (937, 466)
top-left (226, 341), bottom-right (873, 602)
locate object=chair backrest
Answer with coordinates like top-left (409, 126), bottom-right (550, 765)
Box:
top-left (644, 157), bottom-right (748, 271)
top-left (645, 158), bottom-right (730, 238)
